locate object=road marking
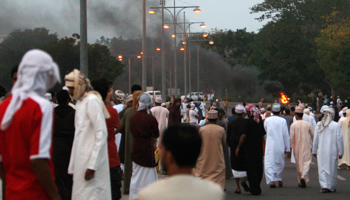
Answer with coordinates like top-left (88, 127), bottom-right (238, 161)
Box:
top-left (337, 175), bottom-right (346, 181)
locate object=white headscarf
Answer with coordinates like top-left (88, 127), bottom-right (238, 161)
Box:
top-left (1, 49), bottom-right (60, 130)
top-left (316, 107), bottom-right (335, 132)
top-left (138, 92), bottom-right (152, 111)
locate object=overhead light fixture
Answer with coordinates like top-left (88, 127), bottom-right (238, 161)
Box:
top-left (118, 55), bottom-right (123, 59)
top-left (182, 41), bottom-right (187, 45)
top-left (119, 59), bottom-right (123, 61)
top-left (164, 25), bottom-right (170, 29)
top-left (200, 23), bottom-right (206, 28)
top-left (141, 52), bottom-right (143, 55)
top-left (137, 55), bottom-right (142, 59)
top-left (172, 34), bottom-right (176, 38)
top-left (180, 48), bottom-right (185, 51)
top-left (202, 34), bottom-right (208, 38)
top-left (148, 10), bottom-right (156, 14)
top-left (193, 7), bottom-right (201, 13)
top-left (209, 41), bottom-right (214, 45)
top-left (156, 48), bottom-right (161, 51)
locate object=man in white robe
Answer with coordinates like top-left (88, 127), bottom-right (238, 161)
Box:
top-left (290, 107), bottom-right (313, 188)
top-left (150, 97), bottom-right (169, 147)
top-left (65, 69), bottom-right (111, 200)
top-left (338, 109), bottom-right (350, 169)
top-left (264, 103), bottom-right (290, 188)
top-left (312, 107), bottom-right (344, 193)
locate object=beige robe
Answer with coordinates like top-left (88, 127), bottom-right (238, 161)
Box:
top-left (338, 117), bottom-right (350, 166)
top-left (196, 124), bottom-right (226, 189)
top-left (290, 120), bottom-right (314, 182)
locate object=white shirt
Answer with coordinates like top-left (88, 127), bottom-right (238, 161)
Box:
top-left (189, 109), bottom-right (198, 124)
top-left (134, 175), bottom-right (224, 200)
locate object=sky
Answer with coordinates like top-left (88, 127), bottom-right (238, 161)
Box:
top-left (162, 0), bottom-right (267, 33)
top-left (0, 0), bottom-right (267, 42)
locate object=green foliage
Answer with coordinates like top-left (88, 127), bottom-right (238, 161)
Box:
top-left (315, 11), bottom-right (350, 97)
top-left (193, 28), bottom-right (255, 66)
top-left (0, 28), bottom-right (124, 90)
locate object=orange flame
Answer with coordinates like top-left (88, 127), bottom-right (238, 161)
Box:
top-left (280, 92), bottom-right (290, 104)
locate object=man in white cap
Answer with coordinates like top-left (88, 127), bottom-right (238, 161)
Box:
top-left (150, 96), bottom-right (169, 147)
top-left (264, 103), bottom-right (290, 188)
top-left (290, 106), bottom-right (314, 188)
top-left (0, 49), bottom-right (61, 200)
top-left (189, 103), bottom-right (199, 126)
top-left (196, 110), bottom-right (226, 189)
top-left (227, 104), bottom-right (249, 193)
top-left (129, 92), bottom-right (159, 200)
top-left (313, 107), bottom-right (344, 193)
top-left (65, 69), bottom-right (111, 200)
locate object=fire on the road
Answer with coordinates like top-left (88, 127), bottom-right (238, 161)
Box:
top-left (280, 92), bottom-right (290, 104)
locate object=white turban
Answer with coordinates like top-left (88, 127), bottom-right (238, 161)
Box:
top-left (1, 49), bottom-right (60, 130)
top-left (138, 92), bottom-right (152, 111)
top-left (316, 107), bottom-right (335, 132)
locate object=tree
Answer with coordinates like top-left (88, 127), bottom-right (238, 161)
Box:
top-left (0, 28), bottom-right (58, 89)
top-left (315, 11), bottom-right (350, 97)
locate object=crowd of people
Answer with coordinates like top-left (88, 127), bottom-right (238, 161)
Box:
top-left (0, 49), bottom-right (348, 200)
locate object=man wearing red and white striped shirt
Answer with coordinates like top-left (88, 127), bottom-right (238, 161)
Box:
top-left (0, 50), bottom-right (61, 200)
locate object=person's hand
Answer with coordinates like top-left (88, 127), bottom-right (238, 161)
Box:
top-left (235, 148), bottom-right (240, 157)
top-left (313, 154), bottom-right (317, 158)
top-left (286, 152), bottom-right (291, 158)
top-left (84, 169), bottom-right (95, 181)
top-left (339, 155), bottom-right (343, 159)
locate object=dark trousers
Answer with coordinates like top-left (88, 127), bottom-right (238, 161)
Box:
top-left (110, 166), bottom-right (122, 200)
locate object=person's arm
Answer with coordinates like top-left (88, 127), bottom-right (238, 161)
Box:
top-left (31, 159), bottom-right (61, 200)
top-left (235, 133), bottom-right (246, 157)
top-left (290, 125), bottom-right (295, 149)
top-left (312, 128), bottom-right (319, 158)
top-left (336, 125), bottom-right (344, 159)
top-left (116, 110), bottom-right (126, 134)
top-left (86, 96), bottom-right (108, 179)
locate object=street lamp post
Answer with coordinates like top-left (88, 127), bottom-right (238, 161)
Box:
top-left (118, 54), bottom-right (142, 94)
top-left (142, 0), bottom-right (147, 91)
top-left (149, 1), bottom-right (201, 98)
top-left (80, 0), bottom-right (88, 77)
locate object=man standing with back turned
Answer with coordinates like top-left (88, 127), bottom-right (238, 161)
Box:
top-left (65, 69), bottom-right (111, 199)
top-left (0, 49), bottom-right (61, 200)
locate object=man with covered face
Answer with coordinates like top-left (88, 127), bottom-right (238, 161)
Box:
top-left (128, 92), bottom-right (159, 200)
top-left (0, 49), bottom-right (61, 200)
top-left (313, 107), bottom-right (344, 193)
top-left (65, 69), bottom-right (111, 199)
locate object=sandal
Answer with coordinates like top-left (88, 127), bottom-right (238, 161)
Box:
top-left (234, 189), bottom-right (241, 194)
top-left (300, 179), bottom-right (306, 188)
top-left (321, 188), bottom-right (331, 193)
top-left (278, 181), bottom-right (283, 187)
top-left (241, 181), bottom-right (250, 192)
top-left (270, 184), bottom-right (276, 188)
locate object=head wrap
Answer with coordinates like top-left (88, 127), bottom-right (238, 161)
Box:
top-left (346, 109), bottom-right (350, 127)
top-left (1, 49), bottom-right (60, 130)
top-left (123, 94), bottom-right (133, 109)
top-left (272, 103), bottom-right (281, 112)
top-left (155, 96), bottom-right (162, 104)
top-left (320, 105), bottom-right (329, 114)
top-left (114, 90), bottom-right (126, 103)
top-left (295, 106), bottom-right (303, 114)
top-left (65, 69), bottom-right (110, 119)
top-left (208, 110), bottom-right (218, 119)
top-left (64, 69), bottom-right (92, 100)
top-left (235, 104), bottom-right (245, 114)
top-left (316, 107), bottom-right (335, 132)
top-left (245, 104), bottom-right (260, 123)
top-left (138, 92), bottom-right (152, 111)
top-left (133, 90), bottom-right (143, 109)
top-left (303, 108), bottom-right (310, 115)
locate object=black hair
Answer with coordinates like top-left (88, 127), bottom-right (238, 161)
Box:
top-left (296, 113), bottom-right (303, 118)
top-left (91, 79), bottom-right (110, 101)
top-left (11, 65), bottom-right (18, 79)
top-left (285, 108), bottom-right (290, 115)
top-left (131, 84), bottom-right (142, 94)
top-left (56, 90), bottom-right (70, 105)
top-left (218, 108), bottom-right (225, 114)
top-left (174, 98), bottom-right (181, 104)
top-left (231, 108), bottom-right (235, 115)
top-left (208, 118), bottom-right (217, 123)
top-left (272, 111), bottom-right (280, 115)
top-left (0, 85), bottom-right (6, 97)
top-left (162, 126), bottom-right (202, 167)
top-left (291, 106), bottom-right (295, 112)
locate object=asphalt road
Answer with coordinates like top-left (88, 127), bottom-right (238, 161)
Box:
top-left (224, 157), bottom-right (350, 200)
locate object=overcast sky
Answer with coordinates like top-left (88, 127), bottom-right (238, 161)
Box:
top-left (0, 0), bottom-right (267, 42)
top-left (159, 0), bottom-right (267, 33)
